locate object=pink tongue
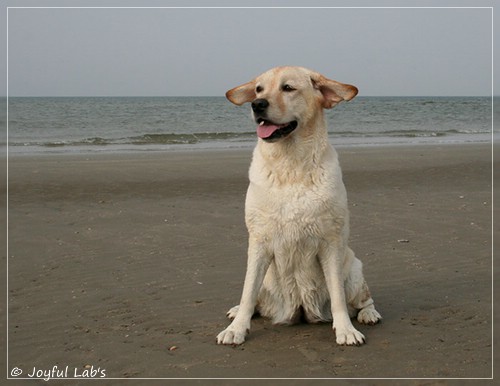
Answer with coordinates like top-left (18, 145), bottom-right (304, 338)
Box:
top-left (257, 123), bottom-right (281, 139)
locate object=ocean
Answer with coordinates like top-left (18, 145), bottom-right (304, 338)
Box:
top-left (5, 96), bottom-right (494, 154)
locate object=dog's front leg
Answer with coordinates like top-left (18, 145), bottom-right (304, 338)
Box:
top-left (318, 243), bottom-right (366, 345)
top-left (217, 237), bottom-right (272, 345)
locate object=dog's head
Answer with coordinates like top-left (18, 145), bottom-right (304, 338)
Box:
top-left (226, 66), bottom-right (358, 142)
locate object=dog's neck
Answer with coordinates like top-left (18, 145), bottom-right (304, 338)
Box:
top-left (255, 114), bottom-right (333, 185)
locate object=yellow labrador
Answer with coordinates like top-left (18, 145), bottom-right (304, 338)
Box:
top-left (217, 66), bottom-right (381, 346)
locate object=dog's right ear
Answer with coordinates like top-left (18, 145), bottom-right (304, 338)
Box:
top-left (226, 81), bottom-right (256, 106)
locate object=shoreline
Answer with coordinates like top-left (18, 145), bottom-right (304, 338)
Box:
top-left (5, 133), bottom-right (496, 158)
top-left (5, 143), bottom-right (495, 379)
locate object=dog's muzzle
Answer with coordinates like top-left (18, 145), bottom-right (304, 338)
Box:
top-left (251, 99), bottom-right (298, 142)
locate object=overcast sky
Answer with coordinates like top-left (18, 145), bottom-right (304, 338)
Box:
top-left (2, 1), bottom-right (497, 96)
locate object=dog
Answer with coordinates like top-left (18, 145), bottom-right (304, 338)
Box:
top-left (216, 66), bottom-right (381, 346)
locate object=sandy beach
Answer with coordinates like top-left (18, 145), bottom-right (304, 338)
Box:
top-left (4, 143), bottom-right (495, 382)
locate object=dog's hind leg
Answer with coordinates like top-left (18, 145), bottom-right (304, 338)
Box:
top-left (344, 248), bottom-right (382, 325)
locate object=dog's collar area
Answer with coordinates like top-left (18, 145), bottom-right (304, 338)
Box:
top-left (256, 119), bottom-right (298, 142)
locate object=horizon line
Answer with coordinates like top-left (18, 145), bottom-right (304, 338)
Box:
top-left (2, 95), bottom-right (497, 98)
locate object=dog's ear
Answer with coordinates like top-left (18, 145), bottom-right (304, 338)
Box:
top-left (226, 81), bottom-right (256, 106)
top-left (310, 73), bottom-right (358, 109)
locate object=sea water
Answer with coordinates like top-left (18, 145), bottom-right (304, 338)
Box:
top-left (5, 96), bottom-right (494, 154)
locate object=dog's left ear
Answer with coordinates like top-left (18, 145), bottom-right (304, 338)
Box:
top-left (310, 73), bottom-right (358, 109)
top-left (226, 81), bottom-right (256, 106)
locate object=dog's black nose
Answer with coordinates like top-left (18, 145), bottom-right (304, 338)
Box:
top-left (251, 98), bottom-right (269, 113)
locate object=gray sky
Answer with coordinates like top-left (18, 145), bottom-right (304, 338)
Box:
top-left (2, 1), bottom-right (497, 96)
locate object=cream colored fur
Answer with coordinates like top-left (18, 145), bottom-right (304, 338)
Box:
top-left (216, 66), bottom-right (381, 346)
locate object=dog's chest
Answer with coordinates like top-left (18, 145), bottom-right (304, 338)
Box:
top-left (270, 185), bottom-right (324, 227)
top-left (246, 176), bottom-right (344, 241)
top-left (246, 146), bottom-right (348, 244)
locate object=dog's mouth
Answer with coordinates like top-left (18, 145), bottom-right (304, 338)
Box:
top-left (256, 118), bottom-right (298, 142)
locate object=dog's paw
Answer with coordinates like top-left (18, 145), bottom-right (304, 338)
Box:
top-left (334, 325), bottom-right (365, 346)
top-left (226, 305), bottom-right (239, 319)
top-left (357, 305), bottom-right (382, 325)
top-left (216, 326), bottom-right (248, 345)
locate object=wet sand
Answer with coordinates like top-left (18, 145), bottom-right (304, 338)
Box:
top-left (5, 143), bottom-right (496, 382)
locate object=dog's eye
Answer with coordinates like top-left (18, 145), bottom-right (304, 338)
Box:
top-left (282, 84), bottom-right (295, 92)
top-left (255, 85), bottom-right (263, 93)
